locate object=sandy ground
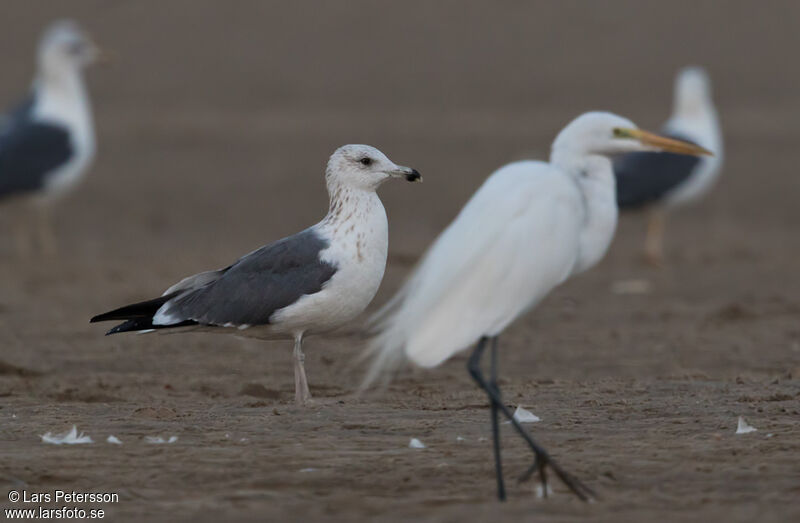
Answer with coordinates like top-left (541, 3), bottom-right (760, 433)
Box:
top-left (1, 1), bottom-right (799, 521)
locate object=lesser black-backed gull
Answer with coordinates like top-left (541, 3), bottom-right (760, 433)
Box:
top-left (614, 66), bottom-right (723, 265)
top-left (0, 20), bottom-right (99, 255)
top-left (92, 144), bottom-right (421, 405)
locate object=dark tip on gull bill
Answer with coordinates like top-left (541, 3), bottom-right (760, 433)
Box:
top-left (406, 169), bottom-right (422, 182)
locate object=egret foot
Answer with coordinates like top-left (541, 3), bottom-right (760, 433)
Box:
top-left (468, 337), bottom-right (595, 502)
top-left (518, 450), bottom-right (596, 502)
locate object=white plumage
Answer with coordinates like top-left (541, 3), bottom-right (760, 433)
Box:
top-left (32, 22), bottom-right (97, 199)
top-left (366, 112), bottom-right (667, 377)
top-left (364, 111), bottom-right (711, 501)
top-left (372, 161), bottom-right (583, 369)
top-left (660, 67), bottom-right (723, 206)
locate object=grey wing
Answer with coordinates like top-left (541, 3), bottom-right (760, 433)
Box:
top-left (162, 269), bottom-right (228, 295)
top-left (157, 228), bottom-right (338, 326)
top-left (0, 96), bottom-right (73, 200)
top-left (613, 131), bottom-right (702, 209)
top-left (0, 96), bottom-right (34, 138)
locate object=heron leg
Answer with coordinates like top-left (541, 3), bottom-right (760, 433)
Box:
top-left (292, 333), bottom-right (312, 406)
top-left (488, 336), bottom-right (506, 500)
top-left (467, 338), bottom-right (595, 502)
top-left (644, 207), bottom-right (666, 266)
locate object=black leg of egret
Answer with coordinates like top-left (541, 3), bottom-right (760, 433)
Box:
top-left (489, 336), bottom-right (506, 501)
top-left (467, 338), bottom-right (595, 502)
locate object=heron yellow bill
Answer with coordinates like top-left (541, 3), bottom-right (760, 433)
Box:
top-left (614, 128), bottom-right (713, 156)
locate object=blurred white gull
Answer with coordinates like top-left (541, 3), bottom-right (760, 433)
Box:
top-left (614, 66), bottom-right (723, 265)
top-left (365, 112), bottom-right (710, 502)
top-left (0, 20), bottom-right (99, 255)
top-left (92, 145), bottom-right (420, 406)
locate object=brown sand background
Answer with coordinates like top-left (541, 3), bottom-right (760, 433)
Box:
top-left (1, 1), bottom-right (799, 521)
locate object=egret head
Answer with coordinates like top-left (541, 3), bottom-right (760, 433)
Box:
top-left (552, 111), bottom-right (712, 159)
top-left (326, 144), bottom-right (421, 191)
top-left (673, 66), bottom-right (713, 116)
top-left (38, 20), bottom-right (99, 77)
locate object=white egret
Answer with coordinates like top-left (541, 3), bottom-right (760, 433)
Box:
top-left (614, 66), bottom-right (723, 265)
top-left (92, 145), bottom-right (421, 406)
top-left (365, 112), bottom-right (710, 501)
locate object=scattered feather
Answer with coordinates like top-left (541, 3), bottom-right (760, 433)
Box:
top-left (504, 406), bottom-right (541, 424)
top-left (145, 435), bottom-right (178, 444)
top-left (611, 279), bottom-right (652, 295)
top-left (736, 416), bottom-right (757, 434)
top-left (456, 436), bottom-right (466, 442)
top-left (41, 425), bottom-right (93, 445)
top-left (513, 406), bottom-right (541, 423)
top-left (106, 435), bottom-right (122, 445)
top-left (409, 438), bottom-right (426, 449)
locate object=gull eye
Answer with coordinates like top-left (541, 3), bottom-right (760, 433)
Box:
top-left (359, 157), bottom-right (373, 166)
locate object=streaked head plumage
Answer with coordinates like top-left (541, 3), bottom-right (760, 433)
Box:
top-left (326, 144), bottom-right (421, 190)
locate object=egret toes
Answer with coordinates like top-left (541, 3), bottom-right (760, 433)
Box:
top-left (468, 336), bottom-right (595, 503)
top-left (518, 453), bottom-right (597, 502)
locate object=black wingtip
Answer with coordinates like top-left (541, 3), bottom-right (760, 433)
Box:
top-left (90, 310), bottom-right (126, 324)
top-left (90, 312), bottom-right (129, 332)
top-left (101, 318), bottom-right (198, 336)
top-left (89, 293), bottom-right (179, 326)
top-left (105, 325), bottom-right (121, 335)
top-left (103, 319), bottom-right (145, 336)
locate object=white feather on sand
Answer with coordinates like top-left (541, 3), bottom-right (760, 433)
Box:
top-left (735, 416), bottom-right (757, 434)
top-left (41, 425), bottom-right (93, 445)
top-left (145, 435), bottom-right (178, 444)
top-left (504, 406), bottom-right (542, 424)
top-left (409, 438), bottom-right (426, 449)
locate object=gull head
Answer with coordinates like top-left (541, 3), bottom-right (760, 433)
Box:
top-left (38, 20), bottom-right (100, 76)
top-left (326, 144), bottom-right (421, 191)
top-left (674, 66), bottom-right (713, 116)
top-left (552, 111), bottom-right (712, 159)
